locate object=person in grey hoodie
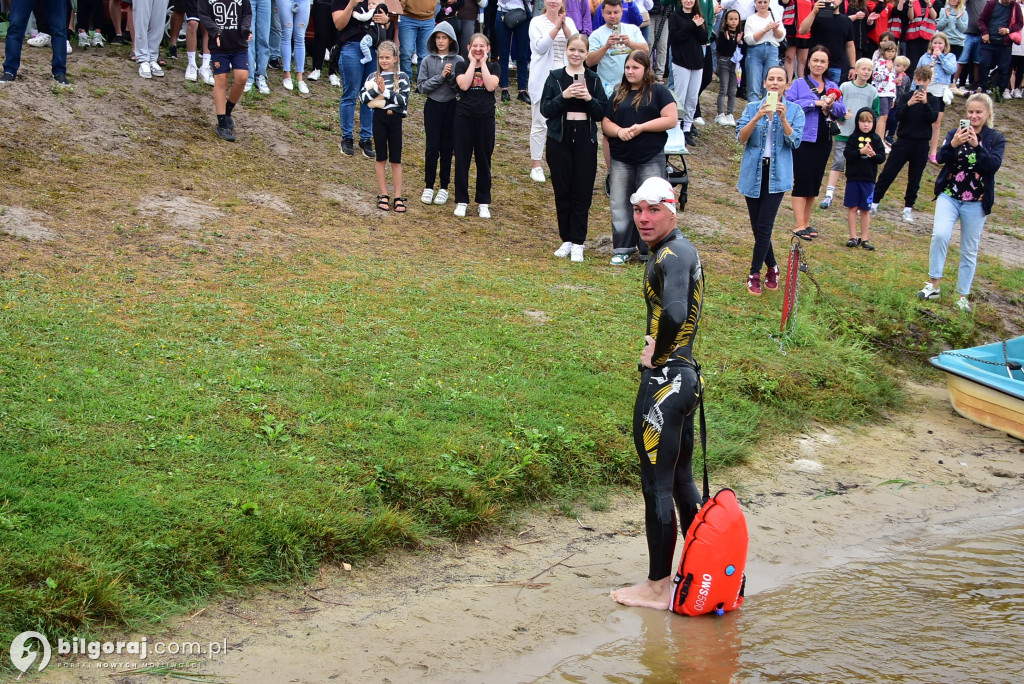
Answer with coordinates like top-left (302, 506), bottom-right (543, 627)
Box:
top-left (416, 22), bottom-right (466, 206)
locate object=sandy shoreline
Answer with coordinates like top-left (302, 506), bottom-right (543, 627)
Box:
top-left (34, 381), bottom-right (1024, 683)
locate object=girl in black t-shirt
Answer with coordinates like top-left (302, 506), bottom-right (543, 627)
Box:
top-left (453, 33), bottom-right (499, 219)
top-left (601, 50), bottom-right (678, 265)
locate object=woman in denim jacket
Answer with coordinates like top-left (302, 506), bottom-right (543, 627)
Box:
top-left (737, 65), bottom-right (806, 296)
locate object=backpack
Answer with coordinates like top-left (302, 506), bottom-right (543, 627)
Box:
top-left (668, 396), bottom-right (749, 617)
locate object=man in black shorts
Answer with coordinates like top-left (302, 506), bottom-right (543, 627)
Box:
top-left (610, 177), bottom-right (705, 611)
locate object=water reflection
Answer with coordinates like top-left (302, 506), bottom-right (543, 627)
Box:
top-left (536, 525), bottom-right (1023, 683)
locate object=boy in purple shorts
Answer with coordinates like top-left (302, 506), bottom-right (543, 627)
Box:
top-left (843, 107), bottom-right (886, 251)
top-left (198, 0), bottom-right (253, 141)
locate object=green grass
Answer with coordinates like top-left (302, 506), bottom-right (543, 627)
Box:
top-left (2, 55), bottom-right (1023, 656)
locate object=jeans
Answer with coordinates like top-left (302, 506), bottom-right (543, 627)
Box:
top-left (278, 0), bottom-right (310, 74)
top-left (269, 0), bottom-right (282, 60)
top-left (930, 193), bottom-right (987, 296)
top-left (494, 11), bottom-right (530, 90)
top-left (717, 61), bottom-right (737, 116)
top-left (3, 0), bottom-right (67, 76)
top-left (339, 41), bottom-right (376, 142)
top-left (826, 66), bottom-right (841, 85)
top-left (609, 156), bottom-right (667, 254)
top-left (247, 0), bottom-right (272, 84)
top-left (978, 43), bottom-right (1012, 92)
top-left (745, 42), bottom-right (778, 101)
top-left (399, 16), bottom-right (435, 79)
top-left (672, 64), bottom-right (702, 132)
top-left (958, 33), bottom-right (982, 64)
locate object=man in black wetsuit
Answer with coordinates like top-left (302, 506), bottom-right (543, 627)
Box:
top-left (610, 176), bottom-right (705, 611)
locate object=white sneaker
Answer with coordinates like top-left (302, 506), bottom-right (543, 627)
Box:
top-left (478, 204), bottom-right (491, 219)
top-left (554, 241), bottom-right (572, 258)
top-left (92, 31), bottom-right (105, 47)
top-left (325, 49), bottom-right (331, 61)
top-left (454, 203), bottom-right (468, 218)
top-left (307, 69), bottom-right (321, 81)
top-left (530, 166), bottom-right (545, 183)
top-left (1014, 88), bottom-right (1022, 99)
top-left (283, 77), bottom-right (294, 91)
top-left (917, 282), bottom-right (940, 300)
top-left (421, 188), bottom-right (435, 204)
top-left (297, 79), bottom-right (309, 94)
top-left (329, 74), bottom-right (341, 87)
top-left (78, 31), bottom-right (90, 48)
top-left (244, 80), bottom-right (253, 92)
top-left (1003, 88), bottom-right (1012, 100)
top-left (66, 40), bottom-right (72, 54)
top-left (149, 61), bottom-right (165, 77)
top-left (902, 207), bottom-right (914, 223)
top-left (957, 296), bottom-right (972, 312)
top-left (27, 33), bottom-right (51, 47)
top-left (693, 116), bottom-right (705, 126)
top-left (869, 202), bottom-right (879, 216)
top-left (570, 244), bottom-right (584, 262)
top-left (715, 113), bottom-right (727, 125)
top-left (726, 114), bottom-right (736, 126)
top-left (200, 66), bottom-right (214, 86)
top-left (139, 61), bottom-right (152, 79)
top-left (185, 64), bottom-right (198, 82)
top-left (433, 188), bottom-right (449, 205)
top-left (257, 76), bottom-right (270, 95)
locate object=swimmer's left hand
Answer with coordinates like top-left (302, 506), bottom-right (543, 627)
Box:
top-left (641, 335), bottom-right (656, 368)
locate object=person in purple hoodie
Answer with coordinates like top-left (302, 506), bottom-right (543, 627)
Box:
top-left (565, 0), bottom-right (595, 35)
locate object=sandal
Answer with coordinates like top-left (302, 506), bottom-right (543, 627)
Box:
top-left (805, 226), bottom-right (818, 238)
top-left (129, 51), bottom-right (136, 62)
top-left (377, 194), bottom-right (390, 211)
top-left (158, 58), bottom-right (167, 67)
top-left (793, 228), bottom-right (813, 241)
top-left (846, 238), bottom-right (861, 248)
top-left (860, 240), bottom-right (876, 251)
top-left (393, 196), bottom-right (407, 213)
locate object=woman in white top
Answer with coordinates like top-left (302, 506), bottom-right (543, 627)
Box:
top-left (743, 0), bottom-right (784, 102)
top-left (528, 0), bottom-right (577, 183)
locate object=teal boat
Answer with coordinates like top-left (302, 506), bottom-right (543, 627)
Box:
top-left (929, 337), bottom-right (1024, 441)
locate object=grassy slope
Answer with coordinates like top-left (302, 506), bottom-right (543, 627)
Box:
top-left (1, 46), bottom-right (1022, 646)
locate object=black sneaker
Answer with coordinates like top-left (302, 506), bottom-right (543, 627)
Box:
top-left (215, 125), bottom-right (236, 142)
top-left (517, 90), bottom-right (531, 104)
top-left (268, 58), bottom-right (283, 71)
top-left (0, 72), bottom-right (15, 82)
top-left (168, 45), bottom-right (178, 59)
top-left (226, 114), bottom-right (235, 131)
top-left (884, 133), bottom-right (895, 146)
top-left (684, 131), bottom-right (696, 147)
top-left (52, 73), bottom-right (70, 86)
top-left (501, 89), bottom-right (511, 102)
top-left (111, 34), bottom-right (124, 45)
top-left (359, 139), bottom-right (374, 159)
top-left (340, 138), bottom-right (354, 156)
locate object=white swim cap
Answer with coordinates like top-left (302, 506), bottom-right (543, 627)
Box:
top-left (629, 177), bottom-right (677, 214)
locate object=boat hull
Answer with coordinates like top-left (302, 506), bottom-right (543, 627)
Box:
top-left (942, 371), bottom-right (1024, 441)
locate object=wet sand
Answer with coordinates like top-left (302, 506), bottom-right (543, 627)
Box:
top-left (39, 382), bottom-right (1024, 683)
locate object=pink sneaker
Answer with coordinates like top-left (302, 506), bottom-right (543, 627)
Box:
top-left (764, 265), bottom-right (780, 291)
top-left (746, 273), bottom-right (762, 296)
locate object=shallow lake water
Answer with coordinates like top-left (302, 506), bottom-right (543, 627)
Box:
top-left (531, 517), bottom-right (1024, 683)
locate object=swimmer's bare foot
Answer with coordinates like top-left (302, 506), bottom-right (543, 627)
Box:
top-left (610, 577), bottom-right (673, 610)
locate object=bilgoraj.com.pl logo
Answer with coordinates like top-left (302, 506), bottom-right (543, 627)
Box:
top-left (7, 631), bottom-right (228, 673)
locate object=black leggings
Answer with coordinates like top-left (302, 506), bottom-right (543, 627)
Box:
top-left (745, 163), bottom-right (784, 275)
top-left (546, 121), bottom-right (598, 245)
top-left (372, 110), bottom-right (403, 164)
top-left (310, 3), bottom-right (338, 74)
top-left (423, 98), bottom-right (456, 190)
top-left (1013, 55), bottom-right (1024, 90)
top-left (874, 138), bottom-right (928, 209)
top-left (454, 113), bottom-right (495, 205)
top-left (76, 0), bottom-right (105, 32)
top-left (633, 364), bottom-right (703, 582)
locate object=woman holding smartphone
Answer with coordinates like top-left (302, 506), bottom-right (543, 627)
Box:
top-left (736, 66), bottom-right (806, 296)
top-left (919, 93), bottom-right (1005, 313)
top-left (528, 0), bottom-right (578, 183)
top-left (541, 33), bottom-right (608, 262)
